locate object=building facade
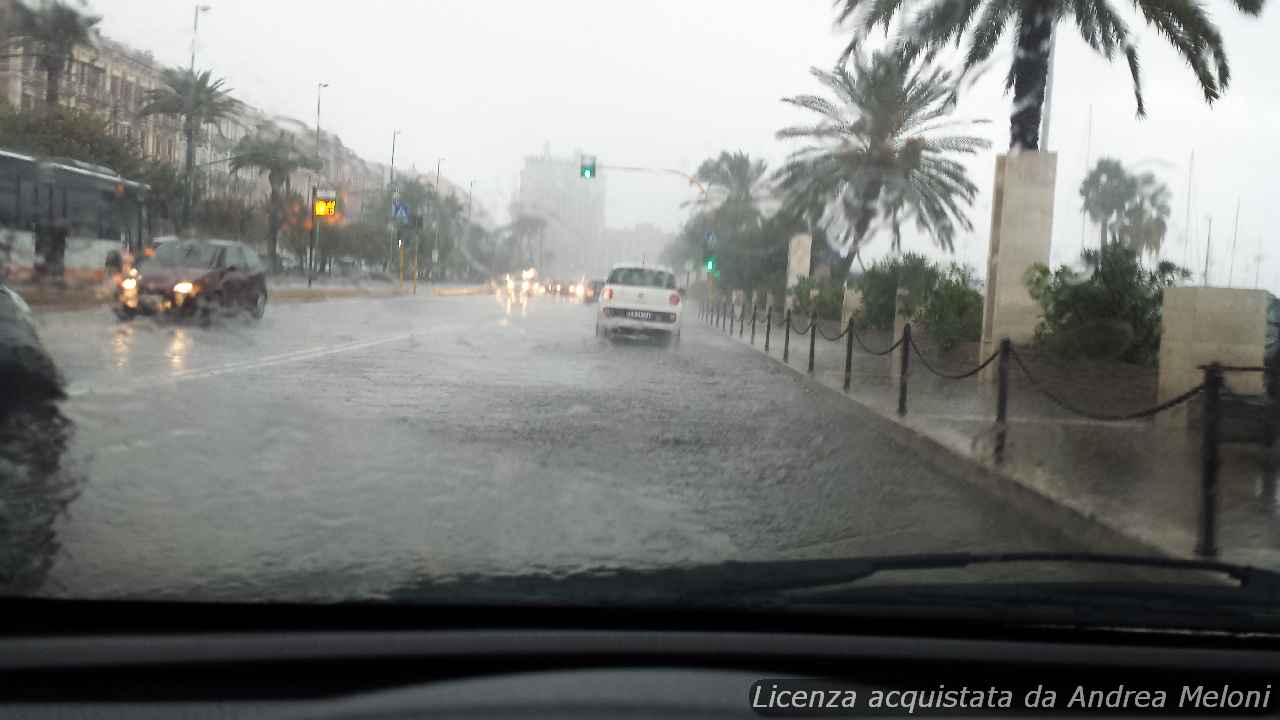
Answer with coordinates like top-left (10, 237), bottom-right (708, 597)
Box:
top-left (515, 147), bottom-right (607, 277)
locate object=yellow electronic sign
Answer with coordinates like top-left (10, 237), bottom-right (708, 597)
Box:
top-left (314, 199), bottom-right (337, 217)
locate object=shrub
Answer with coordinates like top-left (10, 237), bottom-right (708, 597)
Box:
top-left (854, 253), bottom-right (941, 329)
top-left (788, 275), bottom-right (843, 319)
top-left (1023, 243), bottom-right (1189, 365)
top-left (920, 264), bottom-right (984, 351)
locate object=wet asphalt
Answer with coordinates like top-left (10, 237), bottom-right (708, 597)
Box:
top-left (5, 291), bottom-right (1125, 602)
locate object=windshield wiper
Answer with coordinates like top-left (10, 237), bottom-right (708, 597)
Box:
top-left (698, 552), bottom-right (1280, 598)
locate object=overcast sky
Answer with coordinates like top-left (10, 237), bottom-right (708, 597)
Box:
top-left (90, 0), bottom-right (1278, 288)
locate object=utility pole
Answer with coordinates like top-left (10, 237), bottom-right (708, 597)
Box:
top-left (389, 129), bottom-right (401, 278)
top-left (1203, 216), bottom-right (1212, 287)
top-left (309, 81), bottom-right (327, 289)
top-left (1183, 151), bottom-right (1194, 269)
top-left (183, 4), bottom-right (211, 233)
top-left (432, 157), bottom-right (442, 282)
top-left (1228, 199), bottom-right (1240, 288)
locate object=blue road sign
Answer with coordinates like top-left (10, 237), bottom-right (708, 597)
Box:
top-left (393, 201), bottom-right (410, 223)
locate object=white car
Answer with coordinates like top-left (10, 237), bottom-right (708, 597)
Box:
top-left (595, 263), bottom-right (683, 345)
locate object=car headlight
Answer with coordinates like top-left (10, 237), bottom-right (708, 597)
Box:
top-left (173, 281), bottom-right (194, 294)
top-left (121, 277), bottom-right (137, 290)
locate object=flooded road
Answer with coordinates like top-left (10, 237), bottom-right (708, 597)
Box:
top-left (7, 292), bottom-right (1125, 602)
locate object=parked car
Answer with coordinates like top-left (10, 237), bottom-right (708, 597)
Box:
top-left (0, 281), bottom-right (63, 405)
top-left (595, 264), bottom-right (682, 346)
top-left (115, 239), bottom-right (268, 322)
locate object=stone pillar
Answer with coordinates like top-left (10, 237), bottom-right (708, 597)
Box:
top-left (842, 289), bottom-right (864, 328)
top-left (979, 152), bottom-right (1057, 381)
top-left (785, 233), bottom-right (812, 310)
top-left (1158, 287), bottom-right (1268, 427)
top-left (890, 287), bottom-right (911, 380)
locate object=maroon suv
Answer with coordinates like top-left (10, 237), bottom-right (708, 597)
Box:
top-left (115, 239), bottom-right (268, 322)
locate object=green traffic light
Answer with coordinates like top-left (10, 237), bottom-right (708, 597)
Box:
top-left (704, 256), bottom-right (716, 271)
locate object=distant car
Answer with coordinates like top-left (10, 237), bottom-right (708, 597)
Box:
top-left (115, 239), bottom-right (268, 322)
top-left (595, 264), bottom-right (682, 346)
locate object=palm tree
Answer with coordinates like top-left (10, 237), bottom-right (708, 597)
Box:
top-left (139, 67), bottom-right (245, 229)
top-left (229, 125), bottom-right (322, 271)
top-left (1079, 157), bottom-right (1136, 251)
top-left (691, 151), bottom-right (770, 227)
top-left (1080, 158), bottom-right (1170, 258)
top-left (1117, 173), bottom-right (1171, 257)
top-left (835, 0), bottom-right (1265, 150)
top-left (774, 51), bottom-right (989, 281)
top-left (11, 0), bottom-right (101, 110)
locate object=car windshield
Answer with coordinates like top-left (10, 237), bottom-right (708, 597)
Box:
top-left (2, 0), bottom-right (1279, 637)
top-left (147, 241), bottom-right (219, 269)
top-left (607, 268), bottom-right (676, 288)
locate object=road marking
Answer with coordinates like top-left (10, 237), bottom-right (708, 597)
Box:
top-left (66, 332), bottom-right (415, 398)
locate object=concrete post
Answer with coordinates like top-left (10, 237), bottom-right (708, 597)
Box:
top-left (785, 234), bottom-right (812, 311)
top-left (979, 152), bottom-right (1057, 382)
top-left (1157, 286), bottom-right (1268, 428)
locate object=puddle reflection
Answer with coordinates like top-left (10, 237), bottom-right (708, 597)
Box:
top-left (167, 328), bottom-right (190, 371)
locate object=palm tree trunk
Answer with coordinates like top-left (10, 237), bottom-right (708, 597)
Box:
top-left (832, 180), bottom-right (883, 283)
top-left (181, 122), bottom-right (197, 231)
top-left (1009, 9), bottom-right (1054, 151)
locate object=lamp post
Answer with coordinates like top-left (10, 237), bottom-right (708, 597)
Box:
top-left (389, 130), bottom-right (401, 280)
top-left (431, 158), bottom-right (442, 282)
top-left (308, 81), bottom-right (328, 289)
top-left (190, 4), bottom-right (210, 72)
top-left (183, 4), bottom-right (211, 232)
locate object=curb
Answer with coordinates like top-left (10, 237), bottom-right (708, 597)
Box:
top-left (431, 285), bottom-right (491, 297)
top-left (704, 322), bottom-right (1176, 559)
top-left (20, 286), bottom-right (412, 312)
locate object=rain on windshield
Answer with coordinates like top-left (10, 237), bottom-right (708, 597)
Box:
top-left (0, 0), bottom-right (1277, 619)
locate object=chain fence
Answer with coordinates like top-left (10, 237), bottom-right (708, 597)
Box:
top-left (698, 298), bottom-right (1277, 559)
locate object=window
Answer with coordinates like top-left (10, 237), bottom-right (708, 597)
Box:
top-left (149, 241), bottom-right (219, 268)
top-left (607, 267), bottom-right (676, 289)
top-left (243, 247), bottom-right (263, 271)
top-left (221, 246), bottom-right (247, 269)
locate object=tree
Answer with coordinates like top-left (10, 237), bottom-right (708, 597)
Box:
top-left (1079, 157), bottom-right (1171, 259)
top-left (11, 0), bottom-right (101, 110)
top-left (229, 125), bottom-right (321, 271)
top-left (691, 151), bottom-right (770, 228)
top-left (835, 0), bottom-right (1265, 151)
top-left (774, 52), bottom-right (989, 282)
top-left (139, 67), bottom-right (245, 230)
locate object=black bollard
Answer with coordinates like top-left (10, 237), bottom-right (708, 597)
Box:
top-left (765, 307), bottom-right (772, 352)
top-left (843, 317), bottom-right (854, 391)
top-left (808, 317), bottom-right (816, 373)
top-left (750, 305), bottom-right (757, 345)
top-left (898, 323), bottom-right (911, 416)
top-left (1198, 363), bottom-right (1223, 558)
top-left (783, 309), bottom-right (791, 363)
top-left (995, 338), bottom-right (1010, 464)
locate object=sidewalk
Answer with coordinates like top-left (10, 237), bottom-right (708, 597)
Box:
top-left (11, 278), bottom-right (446, 311)
top-left (706, 307), bottom-right (1280, 569)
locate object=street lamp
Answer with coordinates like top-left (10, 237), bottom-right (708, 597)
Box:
top-left (431, 158), bottom-right (443, 282)
top-left (190, 5), bottom-right (211, 72)
top-left (389, 130), bottom-right (403, 285)
top-left (315, 82), bottom-right (328, 160)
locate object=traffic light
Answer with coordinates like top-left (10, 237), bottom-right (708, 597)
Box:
top-left (704, 255), bottom-right (716, 272)
top-left (579, 154), bottom-right (597, 180)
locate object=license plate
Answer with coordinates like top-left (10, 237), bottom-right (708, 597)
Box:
top-left (625, 310), bottom-right (654, 320)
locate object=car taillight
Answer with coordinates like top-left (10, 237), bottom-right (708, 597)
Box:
top-left (603, 288), bottom-right (613, 300)
top-left (669, 293), bottom-right (680, 306)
